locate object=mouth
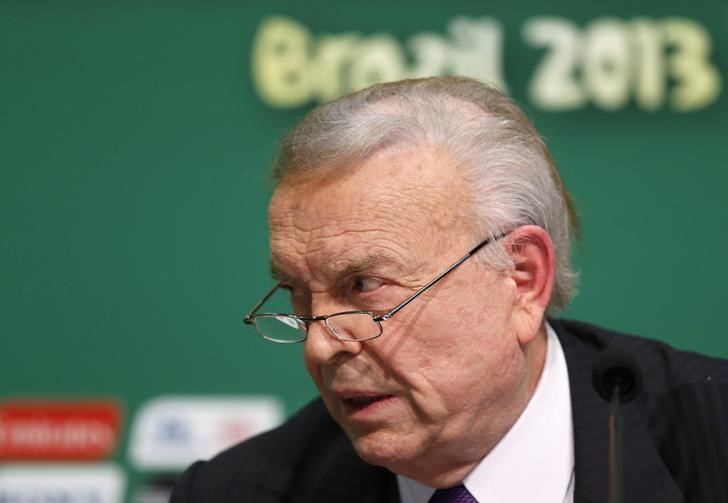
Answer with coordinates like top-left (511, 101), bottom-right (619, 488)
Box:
top-left (340, 394), bottom-right (395, 416)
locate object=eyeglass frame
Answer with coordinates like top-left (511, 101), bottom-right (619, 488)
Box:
top-left (242, 231), bottom-right (509, 343)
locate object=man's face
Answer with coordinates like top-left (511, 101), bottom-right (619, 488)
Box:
top-left (268, 145), bottom-right (533, 481)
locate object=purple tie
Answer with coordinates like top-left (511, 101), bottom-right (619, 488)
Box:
top-left (428, 484), bottom-right (478, 503)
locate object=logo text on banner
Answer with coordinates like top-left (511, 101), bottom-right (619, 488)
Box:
top-left (251, 15), bottom-right (722, 113)
top-left (0, 400), bottom-right (122, 461)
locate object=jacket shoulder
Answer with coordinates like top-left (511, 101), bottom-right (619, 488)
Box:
top-left (553, 318), bottom-right (728, 502)
top-left (552, 318), bottom-right (728, 389)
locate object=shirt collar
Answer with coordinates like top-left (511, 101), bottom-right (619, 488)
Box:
top-left (397, 323), bottom-right (574, 503)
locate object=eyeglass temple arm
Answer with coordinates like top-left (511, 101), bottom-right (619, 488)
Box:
top-left (243, 283), bottom-right (281, 324)
top-left (377, 234), bottom-right (503, 321)
top-left (244, 284), bottom-right (330, 325)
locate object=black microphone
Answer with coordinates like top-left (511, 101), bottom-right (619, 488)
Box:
top-left (592, 346), bottom-right (643, 404)
top-left (591, 347), bottom-right (643, 503)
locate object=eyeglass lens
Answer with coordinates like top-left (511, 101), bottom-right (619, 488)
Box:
top-left (254, 312), bottom-right (382, 342)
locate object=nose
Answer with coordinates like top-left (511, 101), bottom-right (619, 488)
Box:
top-left (304, 318), bottom-right (363, 366)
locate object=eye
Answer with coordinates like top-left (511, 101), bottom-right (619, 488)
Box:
top-left (352, 276), bottom-right (384, 293)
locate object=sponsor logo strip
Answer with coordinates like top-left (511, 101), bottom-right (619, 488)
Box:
top-left (0, 463), bottom-right (126, 503)
top-left (0, 400), bottom-right (121, 461)
top-left (128, 395), bottom-right (283, 470)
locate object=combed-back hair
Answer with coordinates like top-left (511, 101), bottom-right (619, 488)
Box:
top-left (272, 76), bottom-right (580, 311)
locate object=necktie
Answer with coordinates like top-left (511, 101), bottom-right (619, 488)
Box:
top-left (428, 484), bottom-right (478, 503)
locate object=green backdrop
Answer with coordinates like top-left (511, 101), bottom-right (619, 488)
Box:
top-left (1, 1), bottom-right (726, 500)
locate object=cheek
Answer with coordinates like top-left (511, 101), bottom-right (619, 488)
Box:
top-left (381, 320), bottom-right (472, 402)
top-left (398, 302), bottom-right (519, 400)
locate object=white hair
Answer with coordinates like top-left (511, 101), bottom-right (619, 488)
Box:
top-left (272, 76), bottom-right (579, 311)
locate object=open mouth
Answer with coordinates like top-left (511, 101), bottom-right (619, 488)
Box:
top-left (342, 395), bottom-right (393, 414)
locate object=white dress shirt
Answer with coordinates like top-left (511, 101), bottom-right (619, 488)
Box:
top-left (397, 323), bottom-right (575, 502)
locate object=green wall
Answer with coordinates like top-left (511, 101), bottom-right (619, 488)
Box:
top-left (1, 1), bottom-right (726, 500)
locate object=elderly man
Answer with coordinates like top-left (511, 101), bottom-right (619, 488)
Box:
top-left (172, 77), bottom-right (728, 503)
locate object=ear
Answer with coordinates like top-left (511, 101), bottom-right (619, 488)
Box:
top-left (504, 225), bottom-right (555, 346)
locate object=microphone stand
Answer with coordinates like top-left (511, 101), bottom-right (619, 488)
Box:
top-left (591, 347), bottom-right (643, 503)
top-left (609, 386), bottom-right (622, 503)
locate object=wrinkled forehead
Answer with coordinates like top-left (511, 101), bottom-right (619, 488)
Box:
top-left (271, 143), bottom-right (467, 218)
top-left (267, 144), bottom-right (472, 280)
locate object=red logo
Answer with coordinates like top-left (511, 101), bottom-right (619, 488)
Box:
top-left (0, 400), bottom-right (122, 461)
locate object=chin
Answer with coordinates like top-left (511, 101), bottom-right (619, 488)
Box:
top-left (348, 428), bottom-right (419, 470)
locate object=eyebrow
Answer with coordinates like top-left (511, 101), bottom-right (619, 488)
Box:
top-left (269, 251), bottom-right (405, 285)
top-left (329, 254), bottom-right (394, 279)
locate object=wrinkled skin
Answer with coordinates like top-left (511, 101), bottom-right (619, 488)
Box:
top-left (268, 144), bottom-right (550, 487)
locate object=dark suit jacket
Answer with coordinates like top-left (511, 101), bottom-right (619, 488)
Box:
top-left (171, 320), bottom-right (728, 502)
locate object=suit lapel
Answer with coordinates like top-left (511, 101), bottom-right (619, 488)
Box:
top-left (553, 320), bottom-right (684, 503)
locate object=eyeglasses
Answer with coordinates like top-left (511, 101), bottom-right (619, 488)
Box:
top-left (242, 232), bottom-right (508, 343)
